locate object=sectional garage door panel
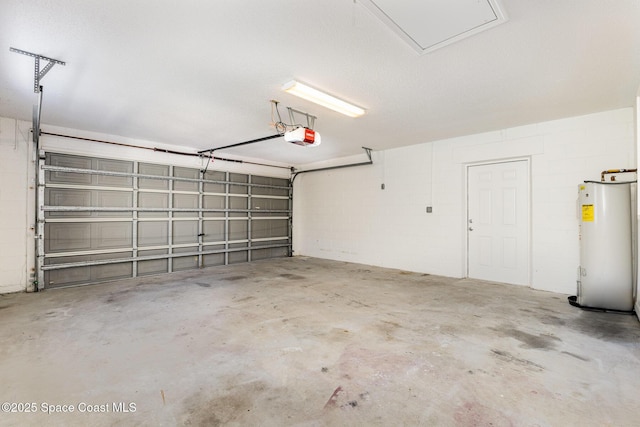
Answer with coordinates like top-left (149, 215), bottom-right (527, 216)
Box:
top-left (138, 222), bottom-right (169, 247)
top-left (45, 222), bottom-right (133, 252)
top-left (138, 163), bottom-right (170, 190)
top-left (203, 221), bottom-right (225, 242)
top-left (138, 192), bottom-right (169, 217)
top-left (40, 152), bottom-right (291, 288)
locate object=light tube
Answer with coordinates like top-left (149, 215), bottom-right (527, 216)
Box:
top-left (282, 80), bottom-right (365, 118)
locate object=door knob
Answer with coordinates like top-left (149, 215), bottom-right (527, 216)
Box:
top-left (468, 227), bottom-right (473, 231)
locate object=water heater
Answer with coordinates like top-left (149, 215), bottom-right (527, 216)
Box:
top-left (577, 181), bottom-right (634, 311)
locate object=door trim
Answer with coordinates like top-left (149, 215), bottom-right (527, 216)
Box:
top-left (465, 157), bottom-right (531, 285)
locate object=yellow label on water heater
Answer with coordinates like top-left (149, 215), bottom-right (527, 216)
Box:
top-left (582, 204), bottom-right (594, 222)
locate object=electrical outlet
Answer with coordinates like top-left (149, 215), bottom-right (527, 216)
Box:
top-left (426, 206), bottom-right (432, 213)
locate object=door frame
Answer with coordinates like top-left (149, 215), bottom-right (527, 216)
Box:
top-left (464, 157), bottom-right (532, 285)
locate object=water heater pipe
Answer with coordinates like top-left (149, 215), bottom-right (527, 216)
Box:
top-left (601, 168), bottom-right (637, 182)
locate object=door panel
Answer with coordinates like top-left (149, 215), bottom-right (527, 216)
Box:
top-left (41, 152), bottom-right (291, 288)
top-left (468, 160), bottom-right (529, 285)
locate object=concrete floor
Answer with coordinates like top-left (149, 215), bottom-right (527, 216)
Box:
top-left (0, 257), bottom-right (639, 426)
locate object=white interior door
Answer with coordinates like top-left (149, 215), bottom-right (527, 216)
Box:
top-left (467, 160), bottom-right (529, 285)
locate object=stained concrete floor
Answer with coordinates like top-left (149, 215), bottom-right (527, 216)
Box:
top-left (0, 257), bottom-right (639, 426)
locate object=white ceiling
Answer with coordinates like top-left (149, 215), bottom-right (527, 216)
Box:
top-left (1, 1), bottom-right (639, 167)
top-left (358, 0), bottom-right (508, 53)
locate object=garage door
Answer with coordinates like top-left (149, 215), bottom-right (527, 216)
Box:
top-left (39, 152), bottom-right (291, 288)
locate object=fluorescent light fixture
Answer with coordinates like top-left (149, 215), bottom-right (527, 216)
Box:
top-left (282, 80), bottom-right (365, 118)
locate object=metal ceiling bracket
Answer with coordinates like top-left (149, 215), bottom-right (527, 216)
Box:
top-left (287, 107), bottom-right (316, 130)
top-left (10, 47), bottom-right (66, 93)
top-left (363, 146), bottom-right (373, 162)
top-left (291, 146), bottom-right (374, 183)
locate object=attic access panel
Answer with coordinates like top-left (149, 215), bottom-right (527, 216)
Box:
top-left (360, 0), bottom-right (508, 54)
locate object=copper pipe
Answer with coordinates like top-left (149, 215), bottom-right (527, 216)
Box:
top-left (600, 169), bottom-right (637, 182)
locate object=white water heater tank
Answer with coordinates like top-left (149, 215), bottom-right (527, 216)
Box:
top-left (577, 181), bottom-right (634, 311)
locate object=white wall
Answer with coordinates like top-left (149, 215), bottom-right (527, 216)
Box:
top-left (293, 108), bottom-right (636, 295)
top-left (1, 109), bottom-right (635, 295)
top-left (636, 90), bottom-right (640, 319)
top-left (40, 124), bottom-right (292, 179)
top-left (0, 118), bottom-right (34, 293)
